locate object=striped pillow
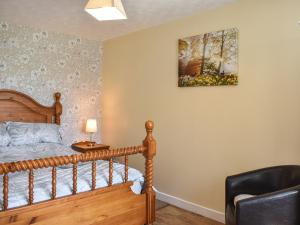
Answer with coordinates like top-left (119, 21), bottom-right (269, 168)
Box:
top-left (0, 123), bottom-right (11, 146)
top-left (7, 122), bottom-right (62, 146)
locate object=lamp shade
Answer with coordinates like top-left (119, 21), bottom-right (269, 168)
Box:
top-left (85, 0), bottom-right (127, 21)
top-left (86, 119), bottom-right (97, 133)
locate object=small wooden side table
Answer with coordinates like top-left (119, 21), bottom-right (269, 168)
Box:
top-left (71, 141), bottom-right (110, 153)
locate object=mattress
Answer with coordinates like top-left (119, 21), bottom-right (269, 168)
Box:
top-left (0, 143), bottom-right (144, 210)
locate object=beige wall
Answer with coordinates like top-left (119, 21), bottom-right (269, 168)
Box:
top-left (102, 0), bottom-right (300, 212)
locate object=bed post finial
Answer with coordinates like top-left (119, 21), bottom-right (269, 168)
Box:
top-left (54, 92), bottom-right (62, 125)
top-left (143, 120), bottom-right (156, 224)
top-left (145, 120), bottom-right (154, 139)
top-left (55, 92), bottom-right (61, 102)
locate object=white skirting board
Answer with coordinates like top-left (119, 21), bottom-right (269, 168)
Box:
top-left (154, 188), bottom-right (225, 224)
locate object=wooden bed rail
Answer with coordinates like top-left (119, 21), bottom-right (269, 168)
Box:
top-left (0, 145), bottom-right (146, 174)
top-left (0, 120), bottom-right (157, 224)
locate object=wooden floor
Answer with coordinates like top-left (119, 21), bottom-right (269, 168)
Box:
top-left (155, 201), bottom-right (224, 225)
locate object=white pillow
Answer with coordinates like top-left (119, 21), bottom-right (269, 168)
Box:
top-left (234, 194), bottom-right (256, 206)
top-left (7, 122), bottom-right (62, 146)
top-left (0, 123), bottom-right (10, 146)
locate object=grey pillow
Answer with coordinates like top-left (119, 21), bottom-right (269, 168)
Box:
top-left (0, 123), bottom-right (10, 146)
top-left (7, 122), bottom-right (62, 146)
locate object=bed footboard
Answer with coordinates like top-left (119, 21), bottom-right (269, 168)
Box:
top-left (0, 121), bottom-right (156, 225)
top-left (0, 182), bottom-right (147, 225)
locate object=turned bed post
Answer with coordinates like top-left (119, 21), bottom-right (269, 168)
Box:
top-left (54, 92), bottom-right (62, 125)
top-left (92, 161), bottom-right (96, 190)
top-left (52, 167), bottom-right (57, 199)
top-left (28, 170), bottom-right (34, 205)
top-left (143, 121), bottom-right (156, 224)
top-left (3, 174), bottom-right (8, 211)
top-left (72, 155), bottom-right (78, 195)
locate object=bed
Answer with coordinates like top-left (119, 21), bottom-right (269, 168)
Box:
top-left (0, 89), bottom-right (156, 225)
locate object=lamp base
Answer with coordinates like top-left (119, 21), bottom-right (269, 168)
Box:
top-left (87, 141), bottom-right (96, 147)
top-left (88, 132), bottom-right (96, 147)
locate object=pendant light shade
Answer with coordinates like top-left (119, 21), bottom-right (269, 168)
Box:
top-left (85, 0), bottom-right (127, 21)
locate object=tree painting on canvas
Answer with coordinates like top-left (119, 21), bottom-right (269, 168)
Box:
top-left (178, 28), bottom-right (238, 87)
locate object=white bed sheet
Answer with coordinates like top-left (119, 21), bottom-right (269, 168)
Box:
top-left (0, 143), bottom-right (144, 210)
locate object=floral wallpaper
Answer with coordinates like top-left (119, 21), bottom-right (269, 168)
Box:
top-left (0, 22), bottom-right (102, 145)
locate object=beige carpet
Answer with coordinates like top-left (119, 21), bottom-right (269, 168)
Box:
top-left (154, 200), bottom-right (224, 225)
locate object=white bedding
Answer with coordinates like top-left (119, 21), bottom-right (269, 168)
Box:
top-left (0, 143), bottom-right (144, 210)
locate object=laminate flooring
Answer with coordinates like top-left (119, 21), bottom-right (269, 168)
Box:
top-left (154, 200), bottom-right (224, 225)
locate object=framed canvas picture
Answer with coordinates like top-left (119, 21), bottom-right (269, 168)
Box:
top-left (178, 28), bottom-right (238, 87)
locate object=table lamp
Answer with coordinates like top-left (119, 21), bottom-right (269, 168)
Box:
top-left (86, 119), bottom-right (97, 146)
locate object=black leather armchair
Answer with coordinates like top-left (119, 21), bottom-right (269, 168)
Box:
top-left (225, 165), bottom-right (300, 225)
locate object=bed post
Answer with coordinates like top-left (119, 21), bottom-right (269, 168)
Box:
top-left (54, 92), bottom-right (62, 125)
top-left (143, 120), bottom-right (156, 224)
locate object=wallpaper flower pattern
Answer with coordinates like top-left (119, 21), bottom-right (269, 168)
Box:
top-left (0, 22), bottom-right (102, 145)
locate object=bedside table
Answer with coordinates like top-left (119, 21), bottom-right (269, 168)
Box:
top-left (71, 141), bottom-right (110, 153)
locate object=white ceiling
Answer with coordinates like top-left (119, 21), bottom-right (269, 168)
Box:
top-left (0, 0), bottom-right (234, 41)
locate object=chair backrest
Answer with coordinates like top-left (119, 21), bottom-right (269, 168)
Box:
top-left (255, 165), bottom-right (300, 191)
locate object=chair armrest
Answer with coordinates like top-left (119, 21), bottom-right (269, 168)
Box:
top-left (236, 186), bottom-right (300, 225)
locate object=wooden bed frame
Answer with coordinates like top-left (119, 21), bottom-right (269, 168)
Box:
top-left (0, 89), bottom-right (156, 225)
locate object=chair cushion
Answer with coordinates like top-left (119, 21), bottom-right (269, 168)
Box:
top-left (234, 194), bottom-right (256, 206)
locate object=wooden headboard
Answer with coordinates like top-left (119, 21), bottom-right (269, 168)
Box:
top-left (0, 89), bottom-right (62, 124)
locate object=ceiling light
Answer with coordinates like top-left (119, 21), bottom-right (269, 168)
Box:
top-left (85, 0), bottom-right (127, 21)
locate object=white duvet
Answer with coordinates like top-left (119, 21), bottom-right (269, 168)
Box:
top-left (0, 143), bottom-right (144, 210)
